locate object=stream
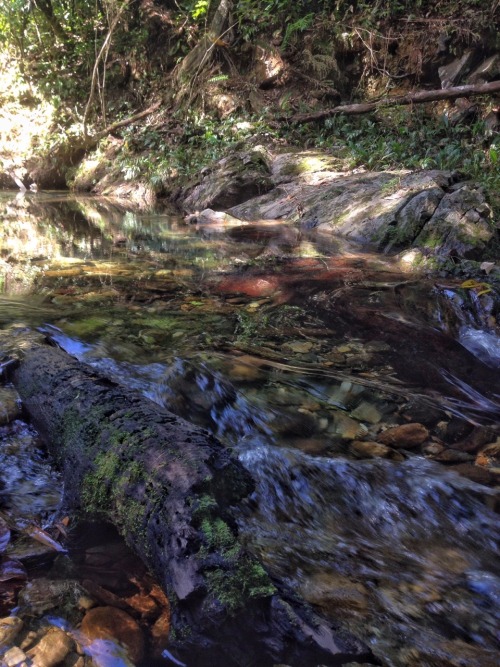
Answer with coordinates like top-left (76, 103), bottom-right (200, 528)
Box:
top-left (0, 190), bottom-right (499, 667)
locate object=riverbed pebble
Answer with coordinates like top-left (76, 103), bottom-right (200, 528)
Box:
top-left (3, 646), bottom-right (27, 667)
top-left (0, 616), bottom-right (23, 645)
top-left (377, 422), bottom-right (429, 448)
top-left (432, 449), bottom-right (475, 463)
top-left (349, 440), bottom-right (404, 461)
top-left (80, 606), bottom-right (144, 663)
top-left (26, 626), bottom-right (74, 667)
top-left (475, 440), bottom-right (500, 469)
top-left (350, 401), bottom-right (382, 424)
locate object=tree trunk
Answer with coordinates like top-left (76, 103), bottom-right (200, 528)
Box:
top-left (12, 342), bottom-right (372, 667)
top-left (173, 0), bottom-right (233, 103)
top-left (292, 80), bottom-right (500, 123)
top-left (32, 0), bottom-right (67, 41)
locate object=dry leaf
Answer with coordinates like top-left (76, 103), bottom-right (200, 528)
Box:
top-left (24, 525), bottom-right (67, 553)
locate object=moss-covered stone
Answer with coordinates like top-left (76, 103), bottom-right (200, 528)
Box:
top-left (205, 558), bottom-right (276, 615)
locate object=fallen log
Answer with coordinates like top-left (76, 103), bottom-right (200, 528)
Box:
top-left (292, 79), bottom-right (500, 123)
top-left (10, 341), bottom-right (373, 667)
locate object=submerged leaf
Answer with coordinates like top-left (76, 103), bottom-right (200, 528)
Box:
top-left (24, 525), bottom-right (67, 553)
top-left (460, 279), bottom-right (492, 295)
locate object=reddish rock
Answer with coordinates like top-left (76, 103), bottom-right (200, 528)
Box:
top-left (377, 423), bottom-right (429, 448)
top-left (216, 275), bottom-right (280, 297)
top-left (80, 606), bottom-right (144, 663)
top-left (475, 441), bottom-right (500, 469)
top-left (124, 592), bottom-right (158, 618)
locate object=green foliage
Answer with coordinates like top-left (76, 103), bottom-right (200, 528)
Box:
top-left (282, 12), bottom-right (314, 48)
top-left (191, 0), bottom-right (209, 21)
top-left (206, 558), bottom-right (276, 614)
top-left (113, 111), bottom-right (278, 193)
top-left (236, 0), bottom-right (326, 42)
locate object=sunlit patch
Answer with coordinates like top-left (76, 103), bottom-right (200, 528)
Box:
top-left (400, 249), bottom-right (420, 265)
top-left (0, 55), bottom-right (58, 186)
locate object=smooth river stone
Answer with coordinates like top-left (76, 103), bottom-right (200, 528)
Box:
top-left (26, 626), bottom-right (74, 667)
top-left (80, 606), bottom-right (144, 663)
top-left (377, 422), bottom-right (429, 448)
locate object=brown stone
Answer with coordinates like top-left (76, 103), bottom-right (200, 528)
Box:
top-left (0, 616), bottom-right (23, 646)
top-left (123, 592), bottom-right (158, 618)
top-left (475, 441), bottom-right (500, 467)
top-left (432, 449), bottom-right (474, 463)
top-left (253, 44), bottom-right (285, 88)
top-left (27, 626), bottom-right (74, 667)
top-left (80, 607), bottom-right (144, 663)
top-left (0, 386), bottom-right (21, 425)
top-left (453, 427), bottom-right (496, 453)
top-left (377, 423), bottom-right (429, 448)
top-left (349, 440), bottom-right (404, 461)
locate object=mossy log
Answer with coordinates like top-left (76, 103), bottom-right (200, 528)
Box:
top-left (11, 343), bottom-right (373, 667)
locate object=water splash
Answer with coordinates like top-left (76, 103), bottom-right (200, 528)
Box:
top-left (459, 326), bottom-right (500, 368)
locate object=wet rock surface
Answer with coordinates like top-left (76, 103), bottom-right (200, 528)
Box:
top-left (180, 145), bottom-right (274, 212)
top-left (182, 148), bottom-right (498, 264)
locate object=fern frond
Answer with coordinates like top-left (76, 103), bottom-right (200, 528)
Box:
top-left (303, 49), bottom-right (340, 81)
top-left (282, 13), bottom-right (315, 48)
top-left (207, 74), bottom-right (229, 83)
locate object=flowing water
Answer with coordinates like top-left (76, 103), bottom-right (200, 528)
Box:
top-left (0, 190), bottom-right (499, 667)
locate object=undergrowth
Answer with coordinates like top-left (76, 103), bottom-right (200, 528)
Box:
top-left (108, 102), bottom-right (499, 223)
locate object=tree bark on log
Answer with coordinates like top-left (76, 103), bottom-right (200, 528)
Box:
top-left (292, 80), bottom-right (500, 123)
top-left (11, 342), bottom-right (373, 667)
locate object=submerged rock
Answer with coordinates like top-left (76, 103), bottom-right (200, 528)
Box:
top-left (2, 645), bottom-right (27, 666)
top-left (349, 439), bottom-right (404, 461)
top-left (26, 626), bottom-right (74, 667)
top-left (0, 615), bottom-right (23, 646)
top-left (377, 423), bottom-right (429, 448)
top-left (80, 606), bottom-right (144, 663)
top-left (299, 572), bottom-right (369, 615)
